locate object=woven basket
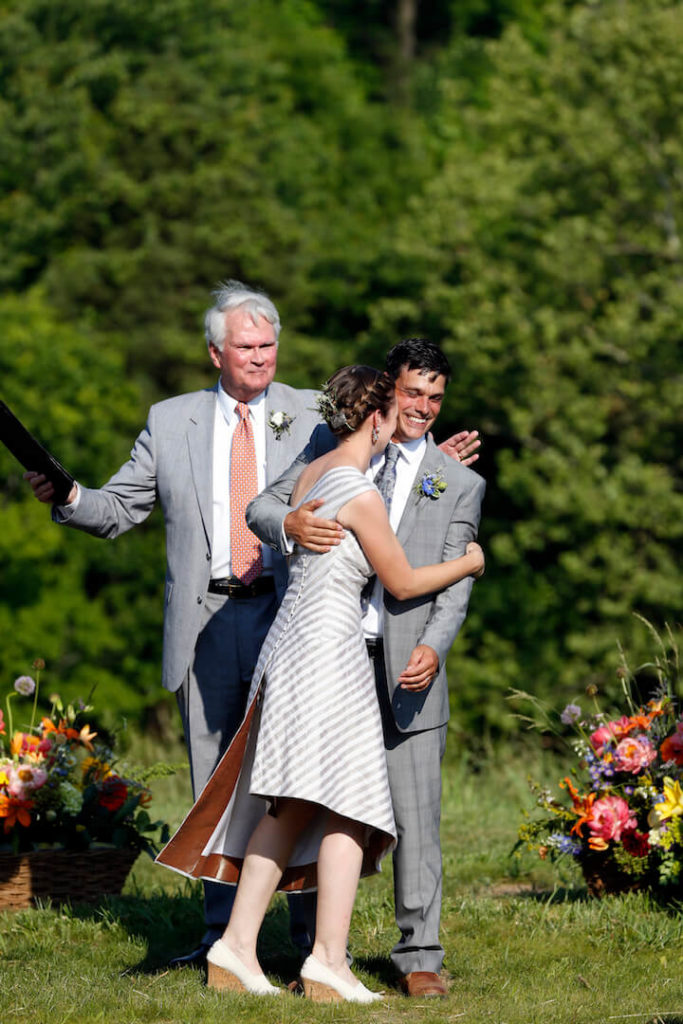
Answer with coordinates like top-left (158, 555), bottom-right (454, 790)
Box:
top-left (0, 846), bottom-right (139, 911)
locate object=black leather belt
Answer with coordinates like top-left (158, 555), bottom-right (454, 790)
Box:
top-left (365, 637), bottom-right (384, 658)
top-left (208, 576), bottom-right (276, 599)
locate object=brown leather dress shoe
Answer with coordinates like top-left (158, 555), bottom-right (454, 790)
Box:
top-left (399, 971), bottom-right (448, 998)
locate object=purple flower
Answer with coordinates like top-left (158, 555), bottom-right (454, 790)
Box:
top-left (14, 675), bottom-right (36, 696)
top-left (561, 703), bottom-right (581, 725)
top-left (414, 469), bottom-right (447, 501)
top-left (547, 832), bottom-right (582, 857)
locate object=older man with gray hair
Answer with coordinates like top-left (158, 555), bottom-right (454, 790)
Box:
top-left (25, 279), bottom-right (323, 967)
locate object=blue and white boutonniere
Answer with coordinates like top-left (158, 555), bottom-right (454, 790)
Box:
top-left (414, 466), bottom-right (447, 500)
top-left (268, 410), bottom-right (295, 440)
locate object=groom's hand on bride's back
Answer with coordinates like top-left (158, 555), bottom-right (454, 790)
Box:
top-left (284, 499), bottom-right (345, 553)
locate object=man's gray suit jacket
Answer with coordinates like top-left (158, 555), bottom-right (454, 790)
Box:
top-left (246, 424), bottom-right (486, 733)
top-left (54, 382), bottom-right (321, 694)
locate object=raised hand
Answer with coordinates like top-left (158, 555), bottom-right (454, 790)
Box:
top-left (438, 429), bottom-right (480, 467)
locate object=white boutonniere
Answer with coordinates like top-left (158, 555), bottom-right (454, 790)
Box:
top-left (268, 410), bottom-right (294, 440)
top-left (414, 467), bottom-right (447, 500)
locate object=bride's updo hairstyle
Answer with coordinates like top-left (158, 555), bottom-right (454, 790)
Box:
top-left (317, 365), bottom-right (394, 438)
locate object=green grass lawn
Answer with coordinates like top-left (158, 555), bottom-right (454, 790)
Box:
top-left (2, 732), bottom-right (683, 1024)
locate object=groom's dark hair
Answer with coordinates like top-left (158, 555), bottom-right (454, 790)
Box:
top-left (385, 338), bottom-right (451, 385)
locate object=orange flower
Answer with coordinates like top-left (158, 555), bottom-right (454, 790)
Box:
top-left (560, 776), bottom-right (597, 835)
top-left (10, 732), bottom-right (41, 756)
top-left (588, 836), bottom-right (609, 851)
top-left (78, 724), bottom-right (97, 751)
top-left (41, 717), bottom-right (79, 742)
top-left (660, 723), bottom-right (683, 766)
top-left (0, 792), bottom-right (34, 832)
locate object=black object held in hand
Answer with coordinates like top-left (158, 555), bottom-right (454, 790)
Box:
top-left (0, 399), bottom-right (75, 505)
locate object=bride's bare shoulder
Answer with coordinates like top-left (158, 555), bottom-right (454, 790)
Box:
top-left (291, 452), bottom-right (345, 505)
top-left (337, 486), bottom-right (384, 528)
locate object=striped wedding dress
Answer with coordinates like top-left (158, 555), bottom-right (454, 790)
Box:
top-left (157, 466), bottom-right (396, 890)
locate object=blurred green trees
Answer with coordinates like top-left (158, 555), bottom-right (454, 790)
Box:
top-left (358, 0), bottom-right (683, 733)
top-left (1, 0), bottom-right (681, 737)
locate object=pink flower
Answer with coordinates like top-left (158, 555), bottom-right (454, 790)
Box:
top-left (7, 763), bottom-right (48, 800)
top-left (590, 716), bottom-right (631, 756)
top-left (613, 735), bottom-right (657, 774)
top-left (588, 795), bottom-right (636, 843)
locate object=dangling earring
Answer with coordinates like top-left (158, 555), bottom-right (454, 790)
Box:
top-left (371, 423), bottom-right (379, 444)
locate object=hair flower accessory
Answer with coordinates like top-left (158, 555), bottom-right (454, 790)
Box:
top-left (267, 410), bottom-right (294, 440)
top-left (414, 467), bottom-right (447, 500)
top-left (314, 387), bottom-right (355, 433)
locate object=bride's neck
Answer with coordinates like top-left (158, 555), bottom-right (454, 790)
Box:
top-left (334, 432), bottom-right (374, 472)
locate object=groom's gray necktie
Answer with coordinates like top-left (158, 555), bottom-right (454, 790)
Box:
top-left (361, 443), bottom-right (401, 616)
top-left (373, 443), bottom-right (400, 512)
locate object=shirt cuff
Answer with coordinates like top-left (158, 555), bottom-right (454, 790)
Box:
top-left (53, 482), bottom-right (81, 521)
top-left (280, 521), bottom-right (295, 554)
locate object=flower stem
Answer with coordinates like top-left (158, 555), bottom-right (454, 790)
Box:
top-left (29, 667), bottom-right (41, 733)
top-left (5, 692), bottom-right (14, 742)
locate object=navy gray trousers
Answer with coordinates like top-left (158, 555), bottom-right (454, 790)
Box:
top-left (370, 642), bottom-right (448, 976)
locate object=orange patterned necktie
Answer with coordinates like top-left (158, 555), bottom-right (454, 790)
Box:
top-left (230, 402), bottom-right (263, 584)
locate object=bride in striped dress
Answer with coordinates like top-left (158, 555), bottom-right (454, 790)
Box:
top-left (157, 365), bottom-right (484, 1003)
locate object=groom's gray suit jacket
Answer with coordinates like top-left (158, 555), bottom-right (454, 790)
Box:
top-left (55, 382), bottom-right (321, 693)
top-left (247, 424), bottom-right (486, 733)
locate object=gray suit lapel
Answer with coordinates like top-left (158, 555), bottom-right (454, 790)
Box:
top-left (186, 387), bottom-right (216, 548)
top-left (263, 382), bottom-right (302, 483)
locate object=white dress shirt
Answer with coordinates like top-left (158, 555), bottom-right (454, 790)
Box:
top-left (363, 436), bottom-right (426, 639)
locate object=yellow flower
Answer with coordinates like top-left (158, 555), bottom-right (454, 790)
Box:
top-left (81, 757), bottom-right (111, 781)
top-left (654, 778), bottom-right (683, 821)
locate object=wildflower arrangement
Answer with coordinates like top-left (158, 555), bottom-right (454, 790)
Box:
top-left (515, 623), bottom-right (683, 896)
top-left (414, 467), bottom-right (447, 500)
top-left (0, 661), bottom-right (170, 856)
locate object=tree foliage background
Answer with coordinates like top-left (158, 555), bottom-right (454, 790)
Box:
top-left (1, 0), bottom-right (681, 739)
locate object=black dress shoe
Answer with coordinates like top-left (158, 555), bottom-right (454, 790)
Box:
top-left (168, 943), bottom-right (211, 970)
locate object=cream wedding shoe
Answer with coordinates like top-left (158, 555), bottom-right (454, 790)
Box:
top-left (206, 939), bottom-right (282, 996)
top-left (300, 954), bottom-right (383, 1003)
